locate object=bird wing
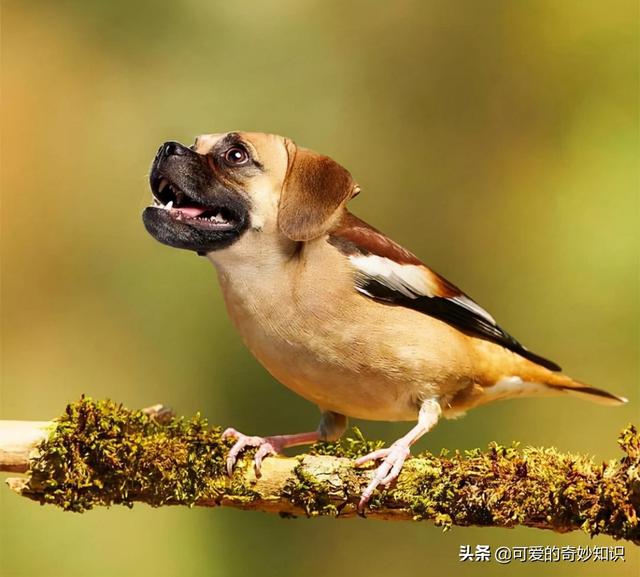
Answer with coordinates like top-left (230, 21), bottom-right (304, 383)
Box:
top-left (328, 213), bottom-right (561, 372)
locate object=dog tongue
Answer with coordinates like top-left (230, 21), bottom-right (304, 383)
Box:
top-left (170, 205), bottom-right (208, 218)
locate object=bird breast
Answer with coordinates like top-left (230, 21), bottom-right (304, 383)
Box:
top-left (212, 240), bottom-right (477, 421)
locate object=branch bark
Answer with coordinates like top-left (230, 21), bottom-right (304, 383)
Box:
top-left (1, 398), bottom-right (638, 544)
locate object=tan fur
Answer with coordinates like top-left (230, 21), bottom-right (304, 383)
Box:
top-left (193, 132), bottom-right (625, 422)
top-left (278, 140), bottom-right (359, 241)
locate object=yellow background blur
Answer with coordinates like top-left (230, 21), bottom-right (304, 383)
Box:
top-left (1, 1), bottom-right (638, 576)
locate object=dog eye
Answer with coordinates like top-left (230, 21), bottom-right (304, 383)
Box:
top-left (223, 147), bottom-right (249, 165)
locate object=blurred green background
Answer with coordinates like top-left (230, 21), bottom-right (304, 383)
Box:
top-left (1, 1), bottom-right (638, 576)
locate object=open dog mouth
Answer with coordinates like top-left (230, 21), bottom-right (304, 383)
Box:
top-left (151, 178), bottom-right (238, 231)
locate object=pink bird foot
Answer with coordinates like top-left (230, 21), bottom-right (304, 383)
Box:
top-left (355, 440), bottom-right (412, 509)
top-left (222, 428), bottom-right (322, 477)
top-left (354, 399), bottom-right (442, 509)
top-left (222, 428), bottom-right (284, 477)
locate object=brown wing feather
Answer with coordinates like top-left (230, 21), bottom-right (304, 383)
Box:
top-left (328, 212), bottom-right (561, 372)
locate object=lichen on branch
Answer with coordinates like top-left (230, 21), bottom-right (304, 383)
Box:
top-left (5, 397), bottom-right (640, 544)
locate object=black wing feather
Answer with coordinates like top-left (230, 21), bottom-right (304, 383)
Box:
top-left (360, 277), bottom-right (561, 372)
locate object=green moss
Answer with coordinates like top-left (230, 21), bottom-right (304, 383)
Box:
top-left (281, 461), bottom-right (339, 517)
top-left (388, 426), bottom-right (640, 542)
top-left (297, 424), bottom-right (640, 541)
top-left (23, 396), bottom-right (253, 512)
top-left (16, 398), bottom-right (640, 543)
top-left (309, 427), bottom-right (384, 459)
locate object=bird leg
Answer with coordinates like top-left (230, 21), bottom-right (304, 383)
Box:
top-left (223, 411), bottom-right (347, 477)
top-left (355, 398), bottom-right (442, 509)
top-left (222, 429), bottom-right (319, 476)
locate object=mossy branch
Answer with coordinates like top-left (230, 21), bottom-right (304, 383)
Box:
top-left (1, 398), bottom-right (638, 544)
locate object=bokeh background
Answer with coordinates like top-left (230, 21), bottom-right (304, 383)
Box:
top-left (1, 1), bottom-right (638, 576)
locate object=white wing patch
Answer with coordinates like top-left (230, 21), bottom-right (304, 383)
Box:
top-left (449, 295), bottom-right (496, 324)
top-left (348, 253), bottom-right (496, 325)
top-left (348, 254), bottom-right (434, 298)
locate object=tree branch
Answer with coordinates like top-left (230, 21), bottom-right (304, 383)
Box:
top-left (1, 397), bottom-right (638, 544)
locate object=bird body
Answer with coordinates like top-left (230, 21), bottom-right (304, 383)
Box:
top-left (213, 232), bottom-right (469, 422)
top-left (143, 131), bottom-right (626, 507)
top-left (211, 209), bottom-right (619, 424)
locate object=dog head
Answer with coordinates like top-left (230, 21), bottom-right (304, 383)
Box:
top-left (142, 132), bottom-right (360, 255)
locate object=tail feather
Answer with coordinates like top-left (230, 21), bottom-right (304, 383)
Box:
top-left (544, 374), bottom-right (627, 406)
top-left (476, 340), bottom-right (627, 407)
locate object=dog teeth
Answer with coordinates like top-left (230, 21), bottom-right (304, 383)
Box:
top-left (165, 200), bottom-right (173, 210)
top-left (158, 178), bottom-right (169, 193)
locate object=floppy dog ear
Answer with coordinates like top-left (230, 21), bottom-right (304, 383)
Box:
top-left (278, 140), bottom-right (360, 242)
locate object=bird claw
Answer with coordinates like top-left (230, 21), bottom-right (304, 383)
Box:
top-left (355, 441), bottom-right (411, 510)
top-left (222, 428), bottom-right (281, 477)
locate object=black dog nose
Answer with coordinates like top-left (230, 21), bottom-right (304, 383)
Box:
top-left (157, 141), bottom-right (191, 160)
